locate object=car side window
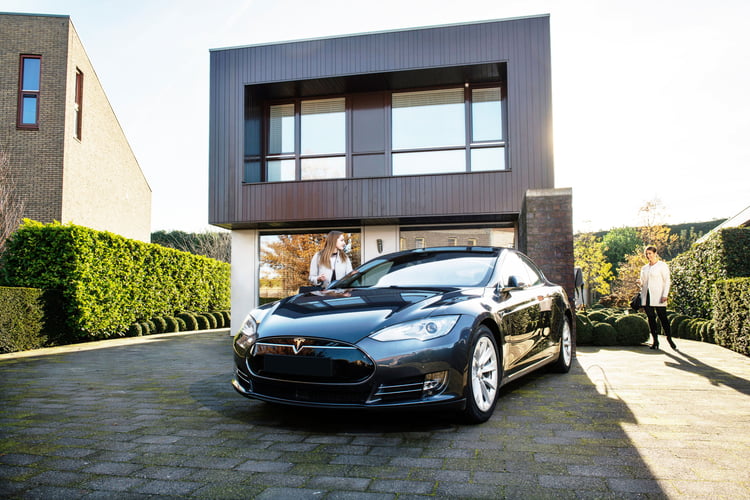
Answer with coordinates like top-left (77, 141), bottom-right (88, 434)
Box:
top-left (517, 254), bottom-right (543, 287)
top-left (500, 253), bottom-right (531, 288)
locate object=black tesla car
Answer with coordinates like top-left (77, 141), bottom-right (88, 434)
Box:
top-left (232, 246), bottom-right (573, 423)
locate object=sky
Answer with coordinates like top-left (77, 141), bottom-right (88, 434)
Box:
top-left (3, 0), bottom-right (749, 234)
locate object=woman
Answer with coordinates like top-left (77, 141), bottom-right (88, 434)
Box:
top-left (309, 231), bottom-right (352, 288)
top-left (638, 245), bottom-right (677, 350)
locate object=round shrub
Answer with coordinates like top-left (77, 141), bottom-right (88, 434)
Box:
top-left (163, 316), bottom-right (179, 333)
top-left (204, 313), bottom-right (217, 329)
top-left (127, 323), bottom-right (142, 337)
top-left (703, 321), bottom-right (716, 344)
top-left (176, 317), bottom-right (187, 331)
top-left (576, 314), bottom-right (593, 345)
top-left (176, 313), bottom-right (198, 331)
top-left (614, 315), bottom-right (650, 345)
top-left (604, 314), bottom-right (620, 328)
top-left (592, 322), bottom-right (617, 346)
top-left (587, 311), bottom-right (609, 323)
top-left (195, 314), bottom-right (210, 330)
top-left (211, 311), bottom-right (224, 328)
top-left (151, 317), bottom-right (167, 334)
top-left (139, 321), bottom-right (151, 335)
top-left (221, 310), bottom-right (231, 326)
top-left (670, 314), bottom-right (689, 338)
top-left (145, 319), bottom-right (157, 335)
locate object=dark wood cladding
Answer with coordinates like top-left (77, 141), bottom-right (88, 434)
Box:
top-left (238, 172), bottom-right (517, 226)
top-left (209, 16), bottom-right (553, 229)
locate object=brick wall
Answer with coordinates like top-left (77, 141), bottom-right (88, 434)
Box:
top-left (0, 13), bottom-right (151, 241)
top-left (0, 14), bottom-right (69, 224)
top-left (519, 188), bottom-right (574, 299)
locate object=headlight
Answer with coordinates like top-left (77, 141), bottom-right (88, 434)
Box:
top-left (370, 315), bottom-right (460, 342)
top-left (233, 314), bottom-right (259, 355)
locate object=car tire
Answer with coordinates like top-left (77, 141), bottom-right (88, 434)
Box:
top-left (550, 316), bottom-right (573, 373)
top-left (461, 325), bottom-right (501, 424)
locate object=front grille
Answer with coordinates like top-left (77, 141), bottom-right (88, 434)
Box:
top-left (250, 378), bottom-right (371, 404)
top-left (248, 337), bottom-right (375, 383)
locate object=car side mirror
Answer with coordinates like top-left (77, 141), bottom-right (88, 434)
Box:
top-left (497, 275), bottom-right (525, 293)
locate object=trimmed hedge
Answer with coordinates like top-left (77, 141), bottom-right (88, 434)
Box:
top-left (671, 228), bottom-right (750, 319)
top-left (712, 278), bottom-right (750, 356)
top-left (0, 286), bottom-right (47, 353)
top-left (0, 220), bottom-right (230, 341)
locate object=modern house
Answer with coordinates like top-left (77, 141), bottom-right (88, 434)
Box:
top-left (0, 12), bottom-right (151, 242)
top-left (208, 15), bottom-right (574, 332)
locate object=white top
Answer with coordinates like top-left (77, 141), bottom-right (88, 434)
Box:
top-left (309, 251), bottom-right (353, 287)
top-left (639, 260), bottom-right (671, 307)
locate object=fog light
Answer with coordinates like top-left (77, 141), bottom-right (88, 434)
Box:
top-left (422, 371), bottom-right (448, 397)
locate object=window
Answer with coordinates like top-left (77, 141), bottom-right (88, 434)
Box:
top-left (399, 226), bottom-right (515, 250)
top-left (18, 55), bottom-right (41, 129)
top-left (260, 98), bottom-right (346, 182)
top-left (74, 69), bottom-right (83, 139)
top-left (392, 85), bottom-right (506, 176)
top-left (247, 82), bottom-right (506, 183)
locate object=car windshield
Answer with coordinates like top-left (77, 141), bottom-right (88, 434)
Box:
top-left (336, 249), bottom-right (498, 288)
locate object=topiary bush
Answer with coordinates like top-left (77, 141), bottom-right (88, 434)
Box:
top-left (127, 323), bottom-right (143, 337)
top-left (0, 286), bottom-right (47, 353)
top-left (614, 314), bottom-right (650, 345)
top-left (151, 317), bottom-right (167, 334)
top-left (195, 314), bottom-right (210, 330)
top-left (575, 314), bottom-right (593, 345)
top-left (163, 316), bottom-right (179, 333)
top-left (592, 322), bottom-right (617, 346)
top-left (587, 311), bottom-right (609, 323)
top-left (176, 313), bottom-right (198, 331)
top-left (211, 311), bottom-right (225, 328)
top-left (712, 277), bottom-right (750, 356)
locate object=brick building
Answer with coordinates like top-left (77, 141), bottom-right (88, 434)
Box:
top-left (0, 12), bottom-right (151, 241)
top-left (208, 16), bottom-right (574, 331)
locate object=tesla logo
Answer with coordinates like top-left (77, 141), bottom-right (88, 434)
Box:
top-left (292, 338), bottom-right (305, 354)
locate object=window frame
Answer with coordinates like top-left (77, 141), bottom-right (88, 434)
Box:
top-left (246, 81), bottom-right (507, 184)
top-left (260, 97), bottom-right (348, 182)
top-left (391, 83), bottom-right (507, 176)
top-left (17, 54), bottom-right (42, 130)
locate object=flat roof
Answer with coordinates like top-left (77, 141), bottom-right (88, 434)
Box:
top-left (209, 13), bottom-right (549, 52)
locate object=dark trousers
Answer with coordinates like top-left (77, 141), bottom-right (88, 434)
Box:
top-left (643, 292), bottom-right (672, 345)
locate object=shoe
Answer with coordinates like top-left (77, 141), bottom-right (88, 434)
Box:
top-left (668, 339), bottom-right (677, 350)
top-left (650, 343), bottom-right (659, 350)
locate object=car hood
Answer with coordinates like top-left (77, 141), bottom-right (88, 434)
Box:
top-left (257, 287), bottom-right (477, 343)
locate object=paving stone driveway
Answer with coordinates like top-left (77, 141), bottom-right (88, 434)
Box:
top-left (1, 331), bottom-right (749, 499)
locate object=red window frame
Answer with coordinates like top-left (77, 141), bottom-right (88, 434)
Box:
top-left (18, 54), bottom-right (42, 129)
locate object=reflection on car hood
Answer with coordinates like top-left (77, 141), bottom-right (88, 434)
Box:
top-left (257, 287), bottom-right (466, 343)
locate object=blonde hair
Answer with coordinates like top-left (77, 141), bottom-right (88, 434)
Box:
top-left (318, 231), bottom-right (349, 266)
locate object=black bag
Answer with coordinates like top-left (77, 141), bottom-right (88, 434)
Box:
top-left (630, 293), bottom-right (642, 310)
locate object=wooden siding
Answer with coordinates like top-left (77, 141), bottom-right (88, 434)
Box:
top-left (209, 16), bottom-right (553, 229)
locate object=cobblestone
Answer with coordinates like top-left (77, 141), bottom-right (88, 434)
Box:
top-left (1, 331), bottom-right (749, 498)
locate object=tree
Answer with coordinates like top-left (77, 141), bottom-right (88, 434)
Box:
top-left (151, 230), bottom-right (230, 263)
top-left (636, 198), bottom-right (677, 254)
top-left (601, 227), bottom-right (643, 275)
top-left (574, 233), bottom-right (613, 298)
top-left (0, 151), bottom-right (25, 256)
top-left (605, 252), bottom-right (648, 308)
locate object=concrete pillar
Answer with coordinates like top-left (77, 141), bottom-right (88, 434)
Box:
top-left (230, 229), bottom-right (258, 335)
